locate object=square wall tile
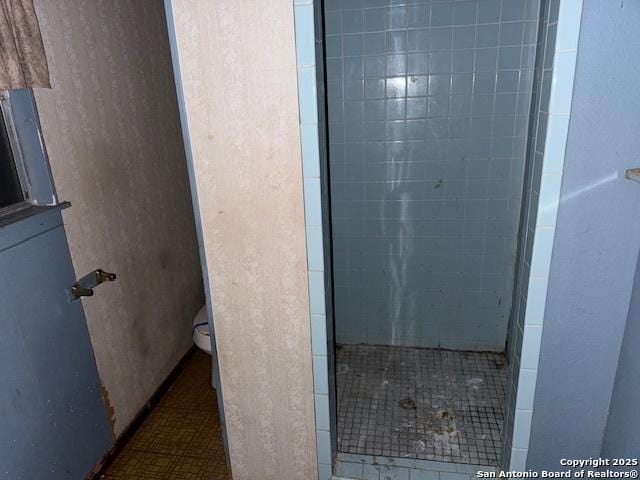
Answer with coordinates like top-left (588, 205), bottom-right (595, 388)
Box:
top-left (336, 461), bottom-right (365, 478)
top-left (318, 463), bottom-right (332, 480)
top-left (440, 473), bottom-right (471, 480)
top-left (379, 465), bottom-right (410, 480)
top-left (510, 448), bottom-right (528, 471)
top-left (542, 114), bottom-right (569, 173)
top-left (520, 325), bottom-right (543, 370)
top-left (524, 277), bottom-right (547, 326)
top-left (313, 354), bottom-right (329, 395)
top-left (304, 178), bottom-right (323, 227)
top-left (529, 227), bottom-right (555, 278)
top-left (308, 270), bottom-right (326, 315)
top-left (549, 51), bottom-right (577, 114)
top-left (536, 173), bottom-right (562, 226)
top-left (306, 226), bottom-right (325, 271)
top-left (295, 4), bottom-right (316, 67)
top-left (325, 11), bottom-right (342, 35)
top-left (411, 469), bottom-right (439, 480)
top-left (311, 313), bottom-right (328, 356)
top-left (314, 393), bottom-right (330, 431)
top-left (301, 123), bottom-right (321, 178)
top-left (512, 410), bottom-right (533, 449)
top-left (515, 368), bottom-right (538, 411)
top-left (364, 463), bottom-right (382, 479)
top-left (556, 0), bottom-right (583, 51)
top-left (298, 66), bottom-right (318, 124)
top-left (316, 430), bottom-right (331, 465)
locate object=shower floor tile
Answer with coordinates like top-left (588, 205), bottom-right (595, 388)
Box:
top-left (336, 344), bottom-right (507, 467)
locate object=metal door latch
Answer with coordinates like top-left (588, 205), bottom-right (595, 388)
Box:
top-left (68, 268), bottom-right (117, 302)
top-left (625, 168), bottom-right (640, 183)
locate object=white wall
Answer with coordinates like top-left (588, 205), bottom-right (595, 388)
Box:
top-left (166, 1), bottom-right (318, 478)
top-left (33, 0), bottom-right (204, 436)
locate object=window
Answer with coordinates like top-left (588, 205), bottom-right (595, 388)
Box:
top-left (0, 108), bottom-right (25, 209)
top-left (0, 89), bottom-right (58, 214)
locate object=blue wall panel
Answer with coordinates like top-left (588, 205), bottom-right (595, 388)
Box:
top-left (0, 210), bottom-right (112, 479)
top-left (527, 0), bottom-right (640, 467)
top-left (603, 254), bottom-right (640, 460)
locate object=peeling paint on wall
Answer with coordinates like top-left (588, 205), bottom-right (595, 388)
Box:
top-left (100, 382), bottom-right (116, 438)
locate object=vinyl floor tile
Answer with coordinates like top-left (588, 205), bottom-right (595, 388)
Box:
top-left (102, 351), bottom-right (230, 480)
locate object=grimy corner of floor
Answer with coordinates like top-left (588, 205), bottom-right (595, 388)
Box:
top-left (100, 352), bottom-right (229, 480)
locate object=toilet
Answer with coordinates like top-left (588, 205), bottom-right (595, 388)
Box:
top-left (192, 306), bottom-right (212, 354)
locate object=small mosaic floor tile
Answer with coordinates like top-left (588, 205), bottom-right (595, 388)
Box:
top-left (336, 344), bottom-right (507, 467)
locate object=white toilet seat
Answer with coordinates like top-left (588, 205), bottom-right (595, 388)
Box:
top-left (193, 306), bottom-right (212, 354)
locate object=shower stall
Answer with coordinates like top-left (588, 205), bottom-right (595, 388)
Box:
top-left (321, 0), bottom-right (543, 469)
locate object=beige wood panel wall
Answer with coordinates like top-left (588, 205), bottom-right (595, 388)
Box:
top-left (32, 0), bottom-right (204, 436)
top-left (168, 1), bottom-right (318, 478)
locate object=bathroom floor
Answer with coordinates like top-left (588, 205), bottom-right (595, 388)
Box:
top-left (336, 344), bottom-right (507, 466)
top-left (101, 351), bottom-right (230, 480)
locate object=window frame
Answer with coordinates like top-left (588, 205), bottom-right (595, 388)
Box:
top-left (0, 89), bottom-right (58, 220)
top-left (1, 91), bottom-right (31, 214)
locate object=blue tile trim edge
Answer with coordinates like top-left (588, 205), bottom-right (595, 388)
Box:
top-left (293, 1), bottom-right (331, 479)
top-left (507, 0), bottom-right (584, 470)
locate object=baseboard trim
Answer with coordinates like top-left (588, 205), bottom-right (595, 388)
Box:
top-left (86, 345), bottom-right (198, 479)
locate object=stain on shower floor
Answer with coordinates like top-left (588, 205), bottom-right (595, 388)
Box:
top-left (337, 344), bottom-right (507, 466)
top-left (101, 351), bottom-right (230, 480)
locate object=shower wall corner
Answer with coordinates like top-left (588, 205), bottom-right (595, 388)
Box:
top-left (295, 0), bottom-right (584, 475)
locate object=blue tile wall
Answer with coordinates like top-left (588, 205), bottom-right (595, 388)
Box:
top-left (325, 0), bottom-right (539, 350)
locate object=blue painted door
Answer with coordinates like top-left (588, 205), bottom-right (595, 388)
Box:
top-left (0, 209), bottom-right (112, 479)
